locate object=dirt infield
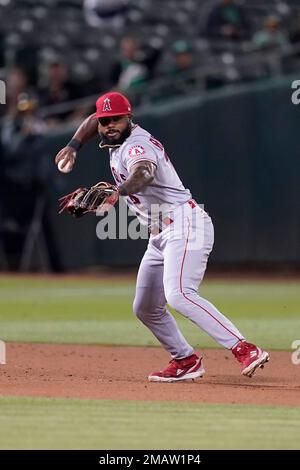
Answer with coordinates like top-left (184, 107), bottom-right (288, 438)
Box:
top-left (1, 343), bottom-right (299, 406)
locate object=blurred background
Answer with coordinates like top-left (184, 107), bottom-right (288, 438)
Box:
top-left (0, 0), bottom-right (299, 273)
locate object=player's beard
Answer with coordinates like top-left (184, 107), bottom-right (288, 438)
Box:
top-left (100, 121), bottom-right (132, 147)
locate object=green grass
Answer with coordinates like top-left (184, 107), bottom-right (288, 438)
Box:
top-left (0, 278), bottom-right (299, 451)
top-left (0, 396), bottom-right (299, 450)
top-left (0, 276), bottom-right (299, 349)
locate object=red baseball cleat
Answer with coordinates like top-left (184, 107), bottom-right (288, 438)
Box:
top-left (232, 341), bottom-right (270, 377)
top-left (148, 353), bottom-right (205, 382)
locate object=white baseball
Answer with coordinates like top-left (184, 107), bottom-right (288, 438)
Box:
top-left (58, 159), bottom-right (73, 173)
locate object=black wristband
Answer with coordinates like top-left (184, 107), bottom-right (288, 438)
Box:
top-left (67, 138), bottom-right (82, 151)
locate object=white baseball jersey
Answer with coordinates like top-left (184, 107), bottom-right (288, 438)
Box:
top-left (109, 124), bottom-right (192, 226)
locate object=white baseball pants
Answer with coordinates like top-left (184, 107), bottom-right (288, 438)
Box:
top-left (133, 202), bottom-right (244, 359)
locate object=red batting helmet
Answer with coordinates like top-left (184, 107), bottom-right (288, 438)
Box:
top-left (94, 92), bottom-right (132, 118)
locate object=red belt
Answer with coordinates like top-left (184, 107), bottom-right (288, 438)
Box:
top-left (149, 199), bottom-right (196, 236)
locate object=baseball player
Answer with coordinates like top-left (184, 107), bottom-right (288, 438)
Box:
top-left (55, 91), bottom-right (270, 382)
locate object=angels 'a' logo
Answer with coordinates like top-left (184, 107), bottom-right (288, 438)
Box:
top-left (103, 97), bottom-right (112, 112)
top-left (128, 145), bottom-right (146, 157)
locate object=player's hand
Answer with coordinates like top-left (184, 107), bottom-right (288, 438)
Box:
top-left (55, 146), bottom-right (77, 171)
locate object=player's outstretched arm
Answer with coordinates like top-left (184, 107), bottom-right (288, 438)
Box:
top-left (119, 161), bottom-right (155, 196)
top-left (55, 112), bottom-right (98, 170)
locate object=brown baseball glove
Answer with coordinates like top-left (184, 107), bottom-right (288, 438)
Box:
top-left (59, 181), bottom-right (119, 218)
